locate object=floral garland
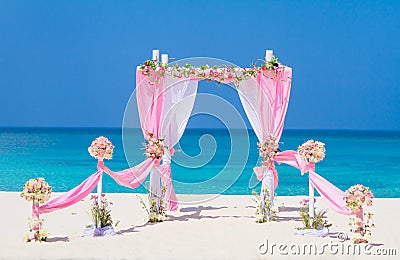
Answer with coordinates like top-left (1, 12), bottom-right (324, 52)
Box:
top-left (257, 133), bottom-right (280, 167)
top-left (20, 178), bottom-right (52, 204)
top-left (143, 132), bottom-right (167, 160)
top-left (138, 56), bottom-right (288, 87)
top-left (297, 140), bottom-right (326, 163)
top-left (88, 136), bottom-right (114, 160)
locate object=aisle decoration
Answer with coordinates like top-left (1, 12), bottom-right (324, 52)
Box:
top-left (297, 140), bottom-right (326, 222)
top-left (20, 178), bottom-right (52, 242)
top-left (297, 140), bottom-right (326, 164)
top-left (83, 194), bottom-right (116, 236)
top-left (294, 198), bottom-right (331, 237)
top-left (344, 184), bottom-right (375, 243)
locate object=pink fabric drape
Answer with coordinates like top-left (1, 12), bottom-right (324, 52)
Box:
top-left (101, 71), bottom-right (198, 211)
top-left (273, 150), bottom-right (358, 216)
top-left (100, 158), bottom-right (154, 189)
top-left (239, 67), bottom-right (292, 188)
top-left (39, 167), bottom-right (103, 214)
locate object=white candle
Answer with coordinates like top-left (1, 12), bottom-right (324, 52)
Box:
top-left (152, 49), bottom-right (160, 61)
top-left (161, 54), bottom-right (169, 65)
top-left (265, 50), bottom-right (273, 62)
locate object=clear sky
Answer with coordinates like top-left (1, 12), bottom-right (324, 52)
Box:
top-left (0, 0), bottom-right (399, 130)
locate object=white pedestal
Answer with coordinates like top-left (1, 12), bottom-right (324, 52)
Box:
top-left (150, 167), bottom-right (161, 211)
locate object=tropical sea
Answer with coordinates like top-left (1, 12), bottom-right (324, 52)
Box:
top-left (0, 127), bottom-right (399, 198)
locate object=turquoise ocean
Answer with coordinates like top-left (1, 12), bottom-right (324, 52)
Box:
top-left (0, 128), bottom-right (399, 198)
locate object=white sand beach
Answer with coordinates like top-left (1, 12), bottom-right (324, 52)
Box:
top-left (1, 192), bottom-right (399, 259)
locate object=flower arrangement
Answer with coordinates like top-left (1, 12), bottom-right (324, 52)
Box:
top-left (138, 186), bottom-right (168, 223)
top-left (252, 188), bottom-right (278, 223)
top-left (344, 184), bottom-right (374, 212)
top-left (23, 218), bottom-right (48, 242)
top-left (88, 136), bottom-right (114, 160)
top-left (257, 133), bottom-right (280, 167)
top-left (89, 194), bottom-right (114, 229)
top-left (143, 132), bottom-right (167, 160)
top-left (344, 184), bottom-right (375, 243)
top-left (297, 199), bottom-right (331, 230)
top-left (297, 140), bottom-right (326, 163)
top-left (83, 194), bottom-right (117, 237)
top-left (138, 56), bottom-right (288, 87)
top-left (20, 178), bottom-right (52, 204)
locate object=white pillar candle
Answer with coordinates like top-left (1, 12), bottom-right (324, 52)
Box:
top-left (265, 50), bottom-right (273, 62)
top-left (161, 54), bottom-right (169, 65)
top-left (152, 49), bottom-right (160, 61)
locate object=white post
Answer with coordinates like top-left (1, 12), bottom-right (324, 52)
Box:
top-left (150, 168), bottom-right (161, 211)
top-left (308, 176), bottom-right (315, 219)
top-left (97, 159), bottom-right (103, 208)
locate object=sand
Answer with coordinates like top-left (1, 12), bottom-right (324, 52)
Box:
top-left (1, 192), bottom-right (399, 259)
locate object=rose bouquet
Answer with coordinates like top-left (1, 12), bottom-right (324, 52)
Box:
top-left (88, 136), bottom-right (114, 160)
top-left (143, 132), bottom-right (167, 160)
top-left (297, 140), bottom-right (326, 163)
top-left (344, 184), bottom-right (374, 213)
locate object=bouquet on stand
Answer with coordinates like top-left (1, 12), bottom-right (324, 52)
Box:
top-left (20, 178), bottom-right (52, 242)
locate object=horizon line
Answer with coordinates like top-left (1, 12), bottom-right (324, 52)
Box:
top-left (0, 126), bottom-right (399, 132)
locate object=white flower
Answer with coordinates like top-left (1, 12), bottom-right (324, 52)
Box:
top-left (256, 213), bottom-right (265, 223)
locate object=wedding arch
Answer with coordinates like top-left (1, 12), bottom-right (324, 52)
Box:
top-left (34, 51), bottom-right (361, 224)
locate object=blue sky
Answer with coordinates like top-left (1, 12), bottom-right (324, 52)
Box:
top-left (0, 0), bottom-right (399, 130)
